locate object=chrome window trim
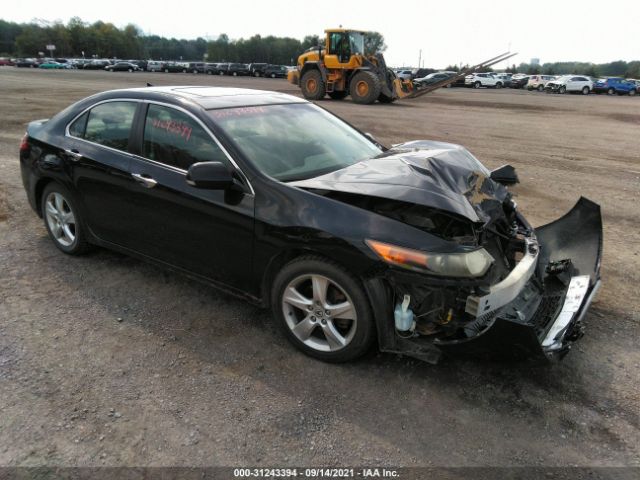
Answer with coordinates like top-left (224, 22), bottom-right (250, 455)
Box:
top-left (64, 97), bottom-right (255, 195)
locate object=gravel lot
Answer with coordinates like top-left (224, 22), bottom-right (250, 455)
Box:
top-left (0, 68), bottom-right (638, 468)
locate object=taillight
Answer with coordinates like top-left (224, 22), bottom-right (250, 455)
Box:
top-left (19, 133), bottom-right (29, 152)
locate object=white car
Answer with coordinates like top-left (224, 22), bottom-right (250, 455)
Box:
top-left (396, 69), bottom-right (413, 80)
top-left (545, 75), bottom-right (593, 95)
top-left (527, 75), bottom-right (557, 91)
top-left (465, 73), bottom-right (504, 88)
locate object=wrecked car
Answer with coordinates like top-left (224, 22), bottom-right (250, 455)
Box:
top-left (19, 86), bottom-right (602, 364)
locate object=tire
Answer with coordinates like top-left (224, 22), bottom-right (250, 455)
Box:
top-left (128, 68), bottom-right (133, 72)
top-left (537, 84), bottom-right (544, 92)
top-left (271, 256), bottom-right (375, 362)
top-left (233, 71), bottom-right (238, 76)
top-left (192, 69), bottom-right (198, 74)
top-left (328, 91), bottom-right (348, 100)
top-left (41, 183), bottom-right (91, 255)
top-left (474, 81), bottom-right (481, 89)
top-left (559, 86), bottom-right (566, 94)
top-left (629, 89), bottom-right (636, 96)
top-left (300, 69), bottom-right (326, 100)
top-left (271, 73), bottom-right (276, 78)
top-left (164, 68), bottom-right (169, 73)
top-left (582, 86), bottom-right (590, 95)
top-left (219, 71), bottom-right (224, 76)
top-left (254, 72), bottom-right (260, 77)
top-left (607, 88), bottom-right (615, 95)
top-left (495, 82), bottom-right (502, 89)
top-left (349, 71), bottom-right (382, 104)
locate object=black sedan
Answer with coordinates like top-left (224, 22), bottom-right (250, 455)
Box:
top-left (105, 62), bottom-right (140, 72)
top-left (19, 87), bottom-right (602, 364)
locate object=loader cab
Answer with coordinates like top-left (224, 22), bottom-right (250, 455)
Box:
top-left (325, 29), bottom-right (365, 68)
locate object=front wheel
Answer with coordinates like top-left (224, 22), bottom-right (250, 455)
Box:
top-left (495, 82), bottom-right (502, 89)
top-left (272, 257), bottom-right (375, 362)
top-left (232, 71), bottom-right (238, 76)
top-left (41, 183), bottom-right (91, 255)
top-left (164, 68), bottom-right (169, 73)
top-left (474, 81), bottom-right (481, 89)
top-left (559, 86), bottom-right (566, 94)
top-left (607, 88), bottom-right (615, 95)
top-left (300, 70), bottom-right (326, 100)
top-left (582, 86), bottom-right (590, 95)
top-left (349, 71), bottom-right (382, 104)
top-left (629, 89), bottom-right (636, 96)
top-left (537, 84), bottom-right (544, 92)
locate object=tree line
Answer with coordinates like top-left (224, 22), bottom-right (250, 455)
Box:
top-left (0, 18), bottom-right (385, 65)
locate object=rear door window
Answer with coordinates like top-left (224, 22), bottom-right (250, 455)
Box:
top-left (142, 104), bottom-right (228, 171)
top-left (70, 101), bottom-right (137, 151)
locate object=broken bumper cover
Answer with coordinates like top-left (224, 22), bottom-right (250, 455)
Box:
top-left (436, 197), bottom-right (603, 360)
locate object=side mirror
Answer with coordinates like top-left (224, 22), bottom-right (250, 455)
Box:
top-left (186, 161), bottom-right (235, 190)
top-left (490, 164), bottom-right (519, 186)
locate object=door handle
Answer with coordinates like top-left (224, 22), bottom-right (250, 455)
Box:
top-left (131, 173), bottom-right (158, 189)
top-left (64, 149), bottom-right (83, 162)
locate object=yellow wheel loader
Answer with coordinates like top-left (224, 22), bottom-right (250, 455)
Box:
top-left (288, 28), bottom-right (516, 104)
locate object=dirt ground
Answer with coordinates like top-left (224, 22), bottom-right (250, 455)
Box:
top-left (0, 68), bottom-right (638, 468)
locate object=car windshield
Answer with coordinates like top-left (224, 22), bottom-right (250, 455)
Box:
top-left (209, 103), bottom-right (383, 182)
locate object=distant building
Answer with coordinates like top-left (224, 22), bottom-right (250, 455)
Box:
top-left (530, 58), bottom-right (540, 66)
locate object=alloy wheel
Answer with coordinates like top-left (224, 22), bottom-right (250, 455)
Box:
top-left (281, 274), bottom-right (357, 352)
top-left (44, 192), bottom-right (76, 247)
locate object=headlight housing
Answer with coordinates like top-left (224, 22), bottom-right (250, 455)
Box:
top-left (365, 239), bottom-right (494, 278)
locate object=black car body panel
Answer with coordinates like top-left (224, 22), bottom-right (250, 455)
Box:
top-left (19, 86), bottom-right (603, 364)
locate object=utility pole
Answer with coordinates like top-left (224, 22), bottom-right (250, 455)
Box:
top-left (418, 49), bottom-right (422, 69)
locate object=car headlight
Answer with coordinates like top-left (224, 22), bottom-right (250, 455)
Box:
top-left (365, 239), bottom-right (494, 278)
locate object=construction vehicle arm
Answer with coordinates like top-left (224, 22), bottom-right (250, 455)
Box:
top-left (394, 52), bottom-right (518, 100)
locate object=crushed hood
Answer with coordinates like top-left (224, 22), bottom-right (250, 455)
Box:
top-left (292, 140), bottom-right (510, 224)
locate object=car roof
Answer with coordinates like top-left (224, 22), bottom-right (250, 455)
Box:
top-left (103, 86), bottom-right (307, 110)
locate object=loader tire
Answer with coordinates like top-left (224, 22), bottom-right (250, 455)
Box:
top-left (350, 71), bottom-right (382, 104)
top-left (328, 91), bottom-right (348, 100)
top-left (301, 70), bottom-right (326, 100)
top-left (377, 93), bottom-right (395, 103)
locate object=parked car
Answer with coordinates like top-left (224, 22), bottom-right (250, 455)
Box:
top-left (628, 79), bottom-right (640, 93)
top-left (0, 57), bottom-right (15, 66)
top-left (492, 73), bottom-right (512, 87)
top-left (147, 61), bottom-right (164, 72)
top-left (83, 60), bottom-right (111, 70)
top-left (227, 63), bottom-right (250, 76)
top-left (161, 62), bottom-right (187, 73)
top-left (411, 68), bottom-right (436, 80)
top-left (263, 64), bottom-right (288, 78)
top-left (39, 61), bottom-right (65, 69)
top-left (105, 62), bottom-right (140, 72)
top-left (204, 63), bottom-right (220, 74)
top-left (465, 73), bottom-right (504, 88)
top-left (19, 86), bottom-right (602, 364)
top-left (593, 77), bottom-right (637, 96)
top-left (127, 60), bottom-right (147, 71)
top-left (187, 62), bottom-right (206, 73)
top-left (15, 58), bottom-right (38, 68)
top-left (249, 63), bottom-right (268, 77)
top-left (545, 75), bottom-right (593, 94)
top-left (413, 71), bottom-right (456, 88)
top-left (396, 69), bottom-right (413, 80)
top-left (526, 75), bottom-right (556, 92)
top-left (509, 74), bottom-right (530, 89)
top-left (215, 63), bottom-right (230, 75)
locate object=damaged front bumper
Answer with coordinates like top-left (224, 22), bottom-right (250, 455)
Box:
top-left (369, 197), bottom-right (603, 363)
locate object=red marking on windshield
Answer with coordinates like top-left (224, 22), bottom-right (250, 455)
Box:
top-left (152, 118), bottom-right (192, 141)
top-left (210, 106), bottom-right (267, 119)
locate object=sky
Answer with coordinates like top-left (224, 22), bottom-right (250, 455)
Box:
top-left (5, 0), bottom-right (640, 67)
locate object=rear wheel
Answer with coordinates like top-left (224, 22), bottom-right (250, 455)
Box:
top-left (128, 68), bottom-right (133, 72)
top-left (607, 88), bottom-right (615, 95)
top-left (182, 68), bottom-right (187, 73)
top-left (582, 86), bottom-right (590, 95)
top-left (272, 257), bottom-right (375, 362)
top-left (300, 70), bottom-right (326, 100)
top-left (328, 91), bottom-right (348, 100)
top-left (41, 183), bottom-right (91, 255)
top-left (474, 81), bottom-right (481, 89)
top-left (629, 89), bottom-right (636, 96)
top-left (495, 82), bottom-right (503, 89)
top-left (233, 71), bottom-right (238, 76)
top-left (559, 86), bottom-right (566, 94)
top-left (537, 84), bottom-right (544, 92)
top-left (164, 68), bottom-right (169, 73)
top-left (350, 71), bottom-right (382, 104)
